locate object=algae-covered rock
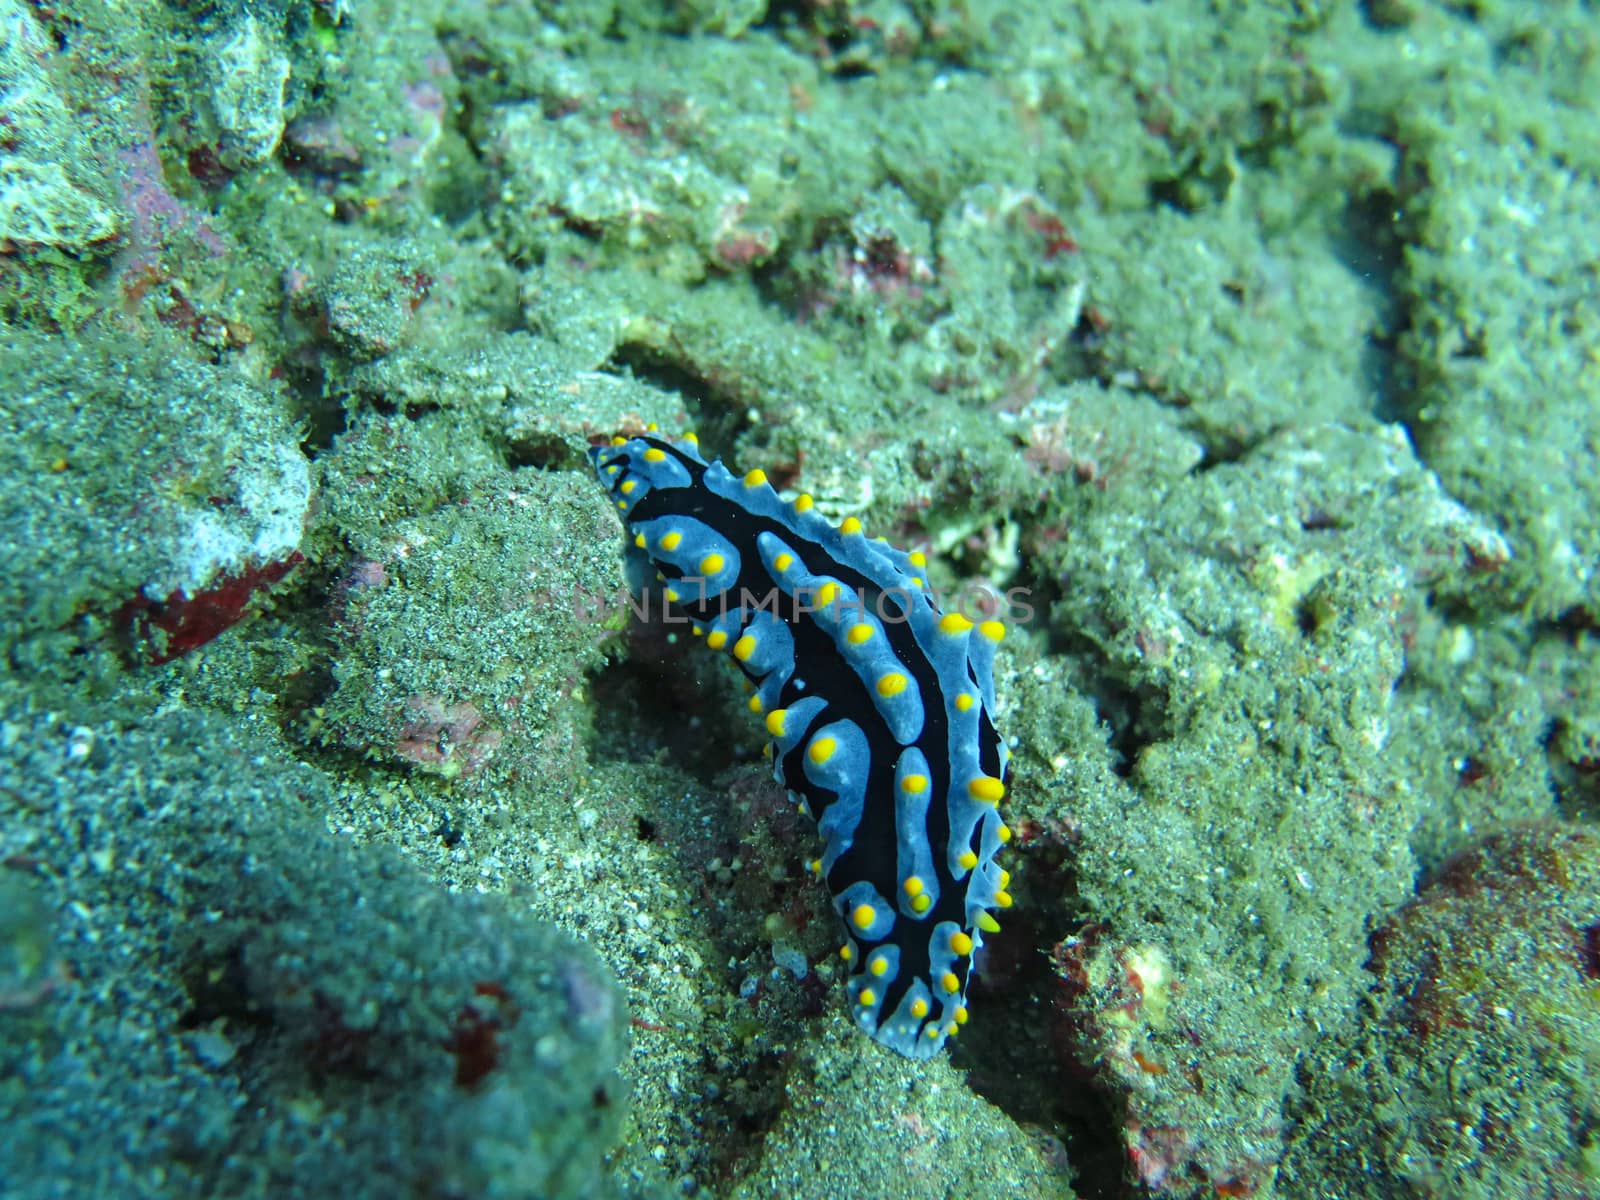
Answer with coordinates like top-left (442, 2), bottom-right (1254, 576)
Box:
top-left (0, 329), bottom-right (308, 659)
top-left (483, 36), bottom-right (824, 282)
top-left (1022, 421), bottom-right (1508, 1194)
top-left (0, 0), bottom-right (123, 251)
top-left (1281, 824), bottom-right (1600, 1200)
top-left (0, 702), bottom-right (628, 1200)
top-left (206, 14), bottom-right (291, 168)
top-left (1394, 62), bottom-right (1600, 617)
top-left (315, 468), bottom-right (620, 787)
top-left (730, 1024), bottom-right (1078, 1200)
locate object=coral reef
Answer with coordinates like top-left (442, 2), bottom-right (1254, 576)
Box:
top-left (1, 0), bottom-right (1596, 1197)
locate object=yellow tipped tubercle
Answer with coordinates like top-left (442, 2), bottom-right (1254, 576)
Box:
top-left (968, 776), bottom-right (1005, 804)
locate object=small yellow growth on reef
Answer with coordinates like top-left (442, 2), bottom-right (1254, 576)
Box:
top-left (1252, 550), bottom-right (1330, 635)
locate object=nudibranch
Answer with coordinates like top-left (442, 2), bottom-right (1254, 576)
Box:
top-left (591, 426), bottom-right (1012, 1058)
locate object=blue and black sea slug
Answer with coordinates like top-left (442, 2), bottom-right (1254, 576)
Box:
top-left (592, 426), bottom-right (1012, 1058)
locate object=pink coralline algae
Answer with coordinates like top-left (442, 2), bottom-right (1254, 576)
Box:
top-left (394, 696), bottom-right (504, 779)
top-left (117, 141), bottom-right (228, 259)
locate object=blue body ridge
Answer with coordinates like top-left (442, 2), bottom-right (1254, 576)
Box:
top-left (591, 428), bottom-right (1012, 1058)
